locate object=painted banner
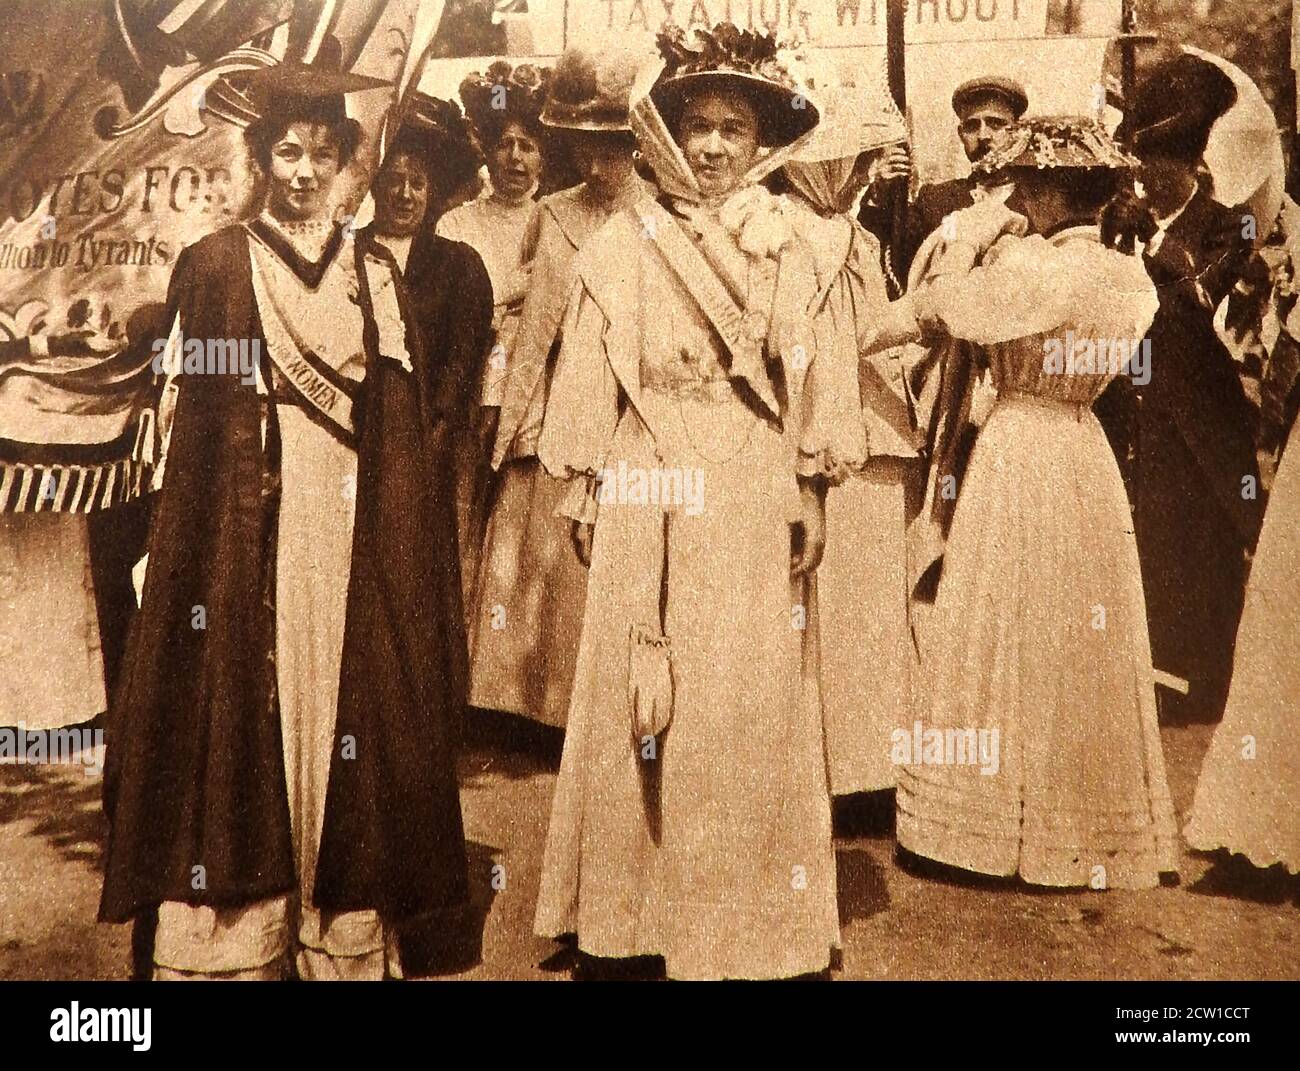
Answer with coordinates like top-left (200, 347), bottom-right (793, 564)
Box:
top-left (421, 0), bottom-right (1119, 185)
top-left (0, 0), bottom-right (441, 511)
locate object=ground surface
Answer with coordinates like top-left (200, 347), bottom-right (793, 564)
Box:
top-left (1, 717), bottom-right (1297, 981)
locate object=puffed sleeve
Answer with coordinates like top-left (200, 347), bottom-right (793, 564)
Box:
top-left (537, 277), bottom-right (621, 524)
top-left (914, 233), bottom-right (1076, 344)
top-left (918, 231), bottom-right (1158, 347)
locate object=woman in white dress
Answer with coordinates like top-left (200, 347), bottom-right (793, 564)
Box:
top-left (470, 48), bottom-right (652, 725)
top-left (532, 25), bottom-right (866, 980)
top-left (1184, 411), bottom-right (1300, 874)
top-left (891, 118), bottom-right (1179, 890)
top-left (0, 330), bottom-right (133, 733)
top-left (437, 62), bottom-right (550, 609)
top-left (780, 89), bottom-right (922, 797)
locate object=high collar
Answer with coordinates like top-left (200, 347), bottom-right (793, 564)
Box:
top-left (248, 212), bottom-right (345, 289)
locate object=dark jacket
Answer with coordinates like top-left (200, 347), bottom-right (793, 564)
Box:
top-left (100, 224), bottom-right (483, 953)
top-left (860, 177), bottom-right (977, 285)
top-left (1095, 189), bottom-right (1262, 721)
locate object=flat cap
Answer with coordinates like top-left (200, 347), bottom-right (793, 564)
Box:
top-left (952, 76), bottom-right (1028, 119)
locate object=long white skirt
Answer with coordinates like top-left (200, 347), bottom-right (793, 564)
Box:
top-left (1184, 424), bottom-right (1300, 873)
top-left (817, 458), bottom-right (917, 794)
top-left (468, 458), bottom-right (585, 724)
top-left (534, 397), bottom-right (838, 979)
top-left (896, 395), bottom-right (1178, 889)
top-left (153, 405), bottom-right (391, 979)
top-left (0, 511), bottom-right (105, 730)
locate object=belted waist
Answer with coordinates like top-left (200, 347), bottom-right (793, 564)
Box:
top-left (999, 389), bottom-right (1090, 422)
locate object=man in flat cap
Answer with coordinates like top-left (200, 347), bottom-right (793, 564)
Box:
top-left (862, 75), bottom-right (1027, 280)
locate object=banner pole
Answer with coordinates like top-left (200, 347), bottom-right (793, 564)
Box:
top-left (886, 0), bottom-right (908, 298)
top-left (1119, 0), bottom-right (1137, 140)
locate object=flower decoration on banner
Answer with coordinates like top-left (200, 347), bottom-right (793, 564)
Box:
top-left (656, 23), bottom-right (810, 93)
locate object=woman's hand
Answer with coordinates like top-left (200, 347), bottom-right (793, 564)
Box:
top-left (943, 199), bottom-right (1029, 260)
top-left (790, 479), bottom-right (827, 577)
top-left (1100, 186), bottom-right (1158, 255)
top-left (571, 520), bottom-right (594, 568)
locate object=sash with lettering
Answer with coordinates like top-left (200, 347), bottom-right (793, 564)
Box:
top-left (246, 222), bottom-right (359, 447)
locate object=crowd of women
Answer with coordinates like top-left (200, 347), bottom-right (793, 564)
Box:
top-left (87, 23), bottom-right (1299, 980)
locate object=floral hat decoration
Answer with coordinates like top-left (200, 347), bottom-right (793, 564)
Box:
top-left (650, 23), bottom-right (819, 149)
top-left (972, 116), bottom-right (1140, 177)
top-left (459, 60), bottom-right (551, 149)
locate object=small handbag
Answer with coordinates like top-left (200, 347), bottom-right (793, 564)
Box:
top-left (628, 509), bottom-right (673, 742)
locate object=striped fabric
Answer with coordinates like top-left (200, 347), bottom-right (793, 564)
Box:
top-left (0, 414), bottom-right (154, 513)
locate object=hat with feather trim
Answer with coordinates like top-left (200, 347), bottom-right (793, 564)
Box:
top-left (650, 23), bottom-right (819, 149)
top-left (541, 47), bottom-right (637, 132)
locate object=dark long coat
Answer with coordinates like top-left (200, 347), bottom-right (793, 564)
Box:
top-left (1095, 189), bottom-right (1263, 722)
top-left (99, 223), bottom-right (491, 967)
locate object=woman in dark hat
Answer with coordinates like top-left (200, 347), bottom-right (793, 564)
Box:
top-left (1095, 51), bottom-right (1263, 725)
top-left (887, 117), bottom-right (1178, 890)
top-left (470, 46), bottom-right (654, 729)
top-left (437, 61), bottom-right (551, 611)
top-left (99, 57), bottom-right (472, 980)
top-left (364, 92), bottom-right (494, 430)
top-left (359, 94), bottom-right (496, 731)
top-left (372, 94), bottom-right (483, 235)
top-left (532, 24), bottom-right (865, 980)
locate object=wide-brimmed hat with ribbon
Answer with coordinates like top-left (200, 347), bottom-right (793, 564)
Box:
top-left (650, 23), bottom-right (819, 149)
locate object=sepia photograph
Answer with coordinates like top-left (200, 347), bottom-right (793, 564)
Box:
top-left (0, 0), bottom-right (1296, 1053)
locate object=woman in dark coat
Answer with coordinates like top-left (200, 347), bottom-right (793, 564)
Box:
top-left (99, 59), bottom-right (478, 980)
top-left (1095, 53), bottom-right (1264, 724)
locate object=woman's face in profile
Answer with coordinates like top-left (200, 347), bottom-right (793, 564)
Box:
top-left (677, 89), bottom-right (760, 202)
